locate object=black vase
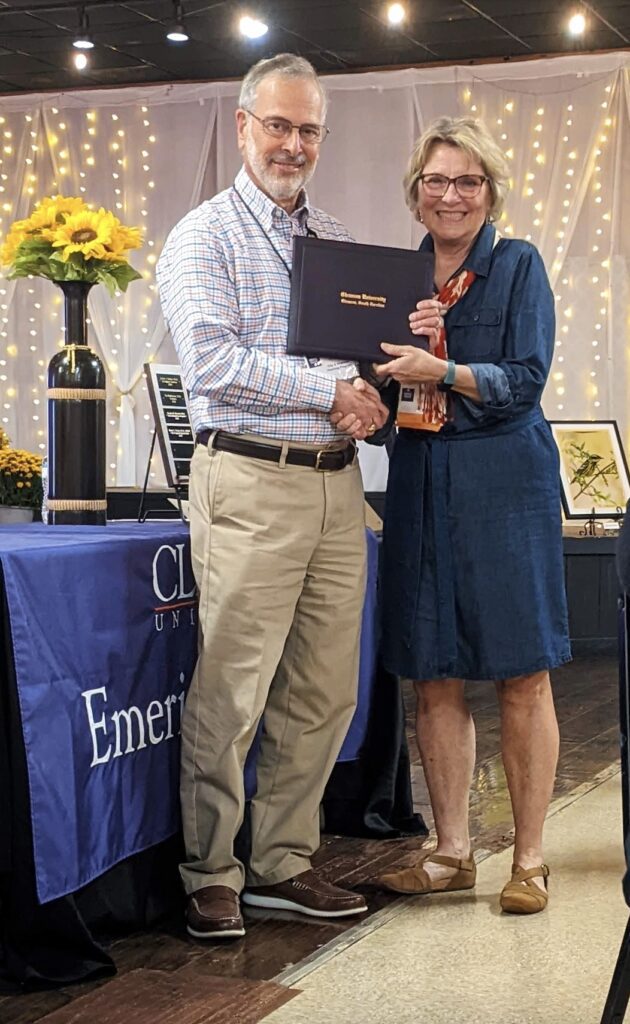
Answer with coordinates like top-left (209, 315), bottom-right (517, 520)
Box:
top-left (47, 281), bottom-right (107, 526)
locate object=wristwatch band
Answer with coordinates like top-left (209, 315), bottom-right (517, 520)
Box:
top-left (439, 359), bottom-right (456, 391)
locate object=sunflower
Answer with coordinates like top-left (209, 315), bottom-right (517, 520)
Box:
top-left (0, 226), bottom-right (27, 266)
top-left (97, 222), bottom-right (144, 262)
top-left (51, 207), bottom-right (118, 261)
top-left (2, 195), bottom-right (143, 291)
top-left (111, 224), bottom-right (142, 251)
top-left (26, 195), bottom-right (86, 238)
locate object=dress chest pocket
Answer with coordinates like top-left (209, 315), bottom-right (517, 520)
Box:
top-left (448, 307), bottom-right (502, 360)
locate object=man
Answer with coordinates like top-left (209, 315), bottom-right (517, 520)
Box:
top-left (157, 53), bottom-right (387, 941)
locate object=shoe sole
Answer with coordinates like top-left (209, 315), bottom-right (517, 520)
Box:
top-left (186, 925), bottom-right (245, 939)
top-left (381, 882), bottom-right (476, 895)
top-left (241, 893), bottom-right (368, 918)
top-left (500, 897), bottom-right (547, 915)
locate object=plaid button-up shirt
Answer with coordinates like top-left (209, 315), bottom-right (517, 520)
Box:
top-left (156, 167), bottom-right (355, 443)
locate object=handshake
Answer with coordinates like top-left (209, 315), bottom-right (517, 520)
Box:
top-left (329, 377), bottom-right (389, 441)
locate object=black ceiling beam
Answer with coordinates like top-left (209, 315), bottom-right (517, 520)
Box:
top-left (580, 1), bottom-right (630, 45)
top-left (354, 2), bottom-right (440, 61)
top-left (458, 0), bottom-right (533, 51)
top-left (116, 0), bottom-right (225, 28)
top-left (0, 0), bottom-right (163, 13)
top-left (0, 3), bottom-right (180, 81)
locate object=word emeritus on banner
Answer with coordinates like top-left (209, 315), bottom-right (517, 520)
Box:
top-left (82, 676), bottom-right (186, 766)
top-left (1, 523), bottom-right (197, 904)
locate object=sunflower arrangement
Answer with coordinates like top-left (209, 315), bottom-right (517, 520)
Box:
top-left (0, 446), bottom-right (43, 509)
top-left (0, 195), bottom-right (143, 295)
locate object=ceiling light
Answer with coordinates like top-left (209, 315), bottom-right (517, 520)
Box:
top-left (239, 15), bottom-right (268, 39)
top-left (73, 52), bottom-right (89, 70)
top-left (567, 12), bottom-right (586, 36)
top-left (387, 3), bottom-right (406, 25)
top-left (73, 8), bottom-right (94, 49)
top-left (167, 1), bottom-right (189, 42)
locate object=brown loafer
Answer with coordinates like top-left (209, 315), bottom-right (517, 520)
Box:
top-left (378, 853), bottom-right (477, 895)
top-left (186, 885), bottom-right (245, 939)
top-left (500, 864), bottom-right (549, 914)
top-left (242, 868), bottom-right (367, 918)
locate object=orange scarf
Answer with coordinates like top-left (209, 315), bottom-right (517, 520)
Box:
top-left (396, 267), bottom-right (477, 431)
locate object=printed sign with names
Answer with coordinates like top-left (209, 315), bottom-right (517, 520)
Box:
top-left (145, 363), bottom-right (195, 487)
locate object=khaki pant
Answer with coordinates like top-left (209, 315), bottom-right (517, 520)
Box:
top-left (180, 438), bottom-right (366, 894)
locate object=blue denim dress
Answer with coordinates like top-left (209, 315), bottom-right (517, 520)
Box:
top-left (381, 225), bottom-right (572, 682)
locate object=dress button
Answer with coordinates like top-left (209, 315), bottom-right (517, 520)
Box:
top-left (473, 314), bottom-right (480, 322)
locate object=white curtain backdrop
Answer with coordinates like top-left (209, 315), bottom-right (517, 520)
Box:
top-left (0, 51), bottom-right (628, 488)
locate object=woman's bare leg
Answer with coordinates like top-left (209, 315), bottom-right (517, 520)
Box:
top-left (497, 670), bottom-right (559, 889)
top-left (414, 677), bottom-right (475, 883)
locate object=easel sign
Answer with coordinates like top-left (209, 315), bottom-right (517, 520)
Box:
top-left (141, 363), bottom-right (194, 521)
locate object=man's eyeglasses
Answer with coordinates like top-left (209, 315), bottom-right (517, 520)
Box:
top-left (418, 174), bottom-right (489, 198)
top-left (244, 109), bottom-right (330, 145)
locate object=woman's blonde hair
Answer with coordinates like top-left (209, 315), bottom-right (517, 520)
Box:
top-left (403, 116), bottom-right (510, 223)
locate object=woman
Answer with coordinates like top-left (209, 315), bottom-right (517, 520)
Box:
top-left (375, 117), bottom-right (571, 914)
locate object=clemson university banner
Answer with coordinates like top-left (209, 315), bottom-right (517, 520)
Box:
top-left (1, 522), bottom-right (197, 904)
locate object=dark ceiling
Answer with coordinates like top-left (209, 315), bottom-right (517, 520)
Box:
top-left (0, 0), bottom-right (628, 94)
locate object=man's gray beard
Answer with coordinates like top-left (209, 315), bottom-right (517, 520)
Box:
top-left (245, 138), bottom-right (315, 204)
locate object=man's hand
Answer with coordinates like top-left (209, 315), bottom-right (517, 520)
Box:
top-left (329, 378), bottom-right (388, 440)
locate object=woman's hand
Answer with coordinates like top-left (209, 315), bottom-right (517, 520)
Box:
top-left (374, 343), bottom-right (446, 385)
top-left (409, 298), bottom-right (446, 352)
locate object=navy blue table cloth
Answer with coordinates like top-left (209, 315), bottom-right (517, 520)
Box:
top-left (0, 522), bottom-right (379, 905)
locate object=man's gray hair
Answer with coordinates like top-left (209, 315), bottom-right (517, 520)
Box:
top-left (238, 53), bottom-right (327, 117)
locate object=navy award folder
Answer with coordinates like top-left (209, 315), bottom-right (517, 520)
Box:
top-left (287, 236), bottom-right (435, 364)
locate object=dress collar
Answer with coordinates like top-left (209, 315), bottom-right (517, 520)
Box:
top-left (419, 222), bottom-right (497, 279)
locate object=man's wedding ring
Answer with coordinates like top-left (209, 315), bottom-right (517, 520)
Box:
top-left (367, 422), bottom-right (376, 433)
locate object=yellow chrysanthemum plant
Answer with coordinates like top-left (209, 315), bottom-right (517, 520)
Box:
top-left (0, 446), bottom-right (43, 509)
top-left (0, 195), bottom-right (143, 295)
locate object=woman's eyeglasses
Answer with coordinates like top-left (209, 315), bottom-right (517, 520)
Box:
top-left (418, 174), bottom-right (489, 198)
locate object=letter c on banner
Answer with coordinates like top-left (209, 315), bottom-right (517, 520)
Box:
top-left (152, 545), bottom-right (178, 603)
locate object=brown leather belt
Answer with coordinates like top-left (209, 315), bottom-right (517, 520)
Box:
top-left (195, 430), bottom-right (356, 472)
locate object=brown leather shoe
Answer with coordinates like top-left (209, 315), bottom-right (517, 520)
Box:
top-left (242, 869), bottom-right (368, 919)
top-left (186, 885), bottom-right (245, 939)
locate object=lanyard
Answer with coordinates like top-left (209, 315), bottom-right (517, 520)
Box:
top-left (232, 184), bottom-right (317, 280)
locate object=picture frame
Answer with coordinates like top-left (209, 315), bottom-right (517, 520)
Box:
top-left (549, 420), bottom-right (630, 519)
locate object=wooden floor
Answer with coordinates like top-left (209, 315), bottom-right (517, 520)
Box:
top-left (0, 645), bottom-right (620, 1024)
